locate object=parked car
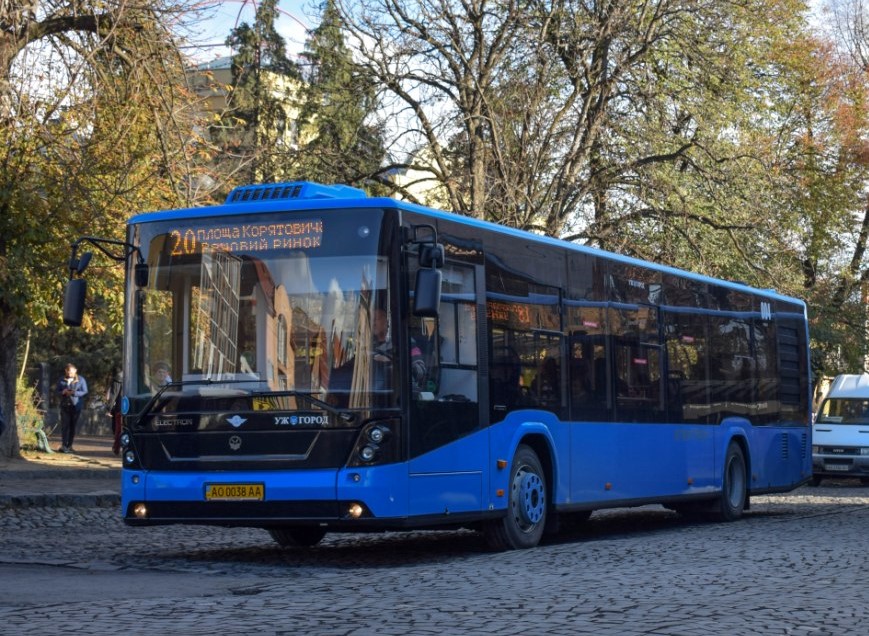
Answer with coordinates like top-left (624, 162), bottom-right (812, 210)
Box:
top-left (812, 374), bottom-right (869, 486)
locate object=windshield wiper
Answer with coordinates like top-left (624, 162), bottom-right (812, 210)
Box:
top-left (135, 378), bottom-right (261, 423)
top-left (136, 381), bottom-right (180, 424)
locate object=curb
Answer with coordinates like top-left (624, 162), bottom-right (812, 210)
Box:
top-left (0, 468), bottom-right (122, 480)
top-left (0, 493), bottom-right (121, 509)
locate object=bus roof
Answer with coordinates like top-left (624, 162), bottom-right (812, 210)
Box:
top-left (128, 181), bottom-right (805, 308)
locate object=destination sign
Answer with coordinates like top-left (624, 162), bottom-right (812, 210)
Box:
top-left (167, 219), bottom-right (323, 256)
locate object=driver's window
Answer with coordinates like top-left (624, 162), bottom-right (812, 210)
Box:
top-left (409, 262), bottom-right (480, 457)
top-left (415, 264), bottom-right (478, 402)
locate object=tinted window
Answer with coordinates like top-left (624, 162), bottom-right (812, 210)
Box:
top-left (707, 315), bottom-right (754, 421)
top-left (486, 255), bottom-right (564, 421)
top-left (568, 303), bottom-right (610, 421)
top-left (613, 305), bottom-right (663, 422)
top-left (665, 311), bottom-right (709, 424)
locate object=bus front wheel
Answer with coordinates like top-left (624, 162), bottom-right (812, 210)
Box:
top-left (483, 444), bottom-right (547, 551)
top-left (715, 443), bottom-right (747, 522)
top-left (268, 526), bottom-right (327, 548)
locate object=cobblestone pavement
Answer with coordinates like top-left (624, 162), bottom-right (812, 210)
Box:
top-left (2, 476), bottom-right (869, 635)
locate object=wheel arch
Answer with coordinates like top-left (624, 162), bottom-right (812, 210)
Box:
top-left (720, 419), bottom-right (752, 492)
top-left (726, 432), bottom-right (751, 487)
top-left (516, 432), bottom-right (556, 509)
top-left (724, 431), bottom-right (751, 509)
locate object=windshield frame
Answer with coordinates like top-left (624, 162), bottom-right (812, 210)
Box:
top-left (816, 397), bottom-right (869, 425)
top-left (123, 206), bottom-right (401, 415)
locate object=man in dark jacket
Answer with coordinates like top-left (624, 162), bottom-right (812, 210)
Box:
top-left (57, 363), bottom-right (88, 453)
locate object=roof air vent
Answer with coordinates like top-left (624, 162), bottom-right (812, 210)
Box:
top-left (225, 182), bottom-right (367, 204)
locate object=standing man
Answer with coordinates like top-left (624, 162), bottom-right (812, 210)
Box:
top-left (57, 363), bottom-right (88, 453)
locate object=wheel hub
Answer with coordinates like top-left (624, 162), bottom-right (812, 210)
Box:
top-left (515, 469), bottom-right (545, 527)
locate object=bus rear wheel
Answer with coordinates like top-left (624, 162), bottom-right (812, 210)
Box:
top-left (268, 526), bottom-right (327, 548)
top-left (483, 444), bottom-right (547, 551)
top-left (715, 443), bottom-right (747, 522)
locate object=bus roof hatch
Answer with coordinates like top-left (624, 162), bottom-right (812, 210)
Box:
top-left (225, 181), bottom-right (367, 204)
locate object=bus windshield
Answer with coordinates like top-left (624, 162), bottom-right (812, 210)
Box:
top-left (125, 208), bottom-right (394, 413)
top-left (817, 398), bottom-right (869, 425)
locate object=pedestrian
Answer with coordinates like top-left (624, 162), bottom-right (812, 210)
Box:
top-left (57, 362), bottom-right (88, 453)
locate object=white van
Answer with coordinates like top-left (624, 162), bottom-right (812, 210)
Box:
top-left (812, 374), bottom-right (869, 485)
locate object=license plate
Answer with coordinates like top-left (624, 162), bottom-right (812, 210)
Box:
top-left (824, 464), bottom-right (851, 472)
top-left (204, 483), bottom-right (265, 501)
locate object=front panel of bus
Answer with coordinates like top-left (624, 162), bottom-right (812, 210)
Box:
top-left (119, 205), bottom-right (421, 526)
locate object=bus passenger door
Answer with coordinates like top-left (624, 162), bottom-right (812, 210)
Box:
top-left (407, 262), bottom-right (487, 516)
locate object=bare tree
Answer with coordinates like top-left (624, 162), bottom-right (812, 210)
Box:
top-left (337, 0), bottom-right (783, 241)
top-left (336, 0), bottom-right (525, 216)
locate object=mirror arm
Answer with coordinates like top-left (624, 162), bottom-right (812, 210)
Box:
top-left (68, 236), bottom-right (143, 278)
top-left (405, 224), bottom-right (444, 269)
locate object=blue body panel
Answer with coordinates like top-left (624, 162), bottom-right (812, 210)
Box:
top-left (123, 414), bottom-right (811, 522)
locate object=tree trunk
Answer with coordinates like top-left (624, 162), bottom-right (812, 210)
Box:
top-left (0, 316), bottom-right (20, 458)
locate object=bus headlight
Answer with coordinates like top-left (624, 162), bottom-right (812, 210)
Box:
top-left (367, 425), bottom-right (390, 444)
top-left (359, 445), bottom-right (379, 462)
top-left (124, 450), bottom-right (136, 465)
top-left (120, 432), bottom-right (131, 448)
top-left (348, 420), bottom-right (398, 467)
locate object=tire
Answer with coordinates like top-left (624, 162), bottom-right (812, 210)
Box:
top-left (268, 526), bottom-right (327, 548)
top-left (715, 442), bottom-right (747, 522)
top-left (483, 444), bottom-right (547, 551)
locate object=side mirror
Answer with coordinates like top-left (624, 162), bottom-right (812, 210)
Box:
top-left (63, 278), bottom-right (87, 327)
top-left (413, 268), bottom-right (442, 317)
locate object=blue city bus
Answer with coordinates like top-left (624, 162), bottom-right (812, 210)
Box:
top-left (63, 181), bottom-right (812, 550)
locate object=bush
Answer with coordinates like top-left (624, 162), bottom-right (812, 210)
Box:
top-left (15, 376), bottom-right (45, 451)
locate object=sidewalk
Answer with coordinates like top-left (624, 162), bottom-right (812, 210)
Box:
top-left (0, 434), bottom-right (121, 508)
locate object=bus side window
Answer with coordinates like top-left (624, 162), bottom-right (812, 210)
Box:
top-left (490, 338), bottom-right (521, 415)
top-left (532, 357), bottom-right (561, 409)
top-left (568, 307), bottom-right (610, 422)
